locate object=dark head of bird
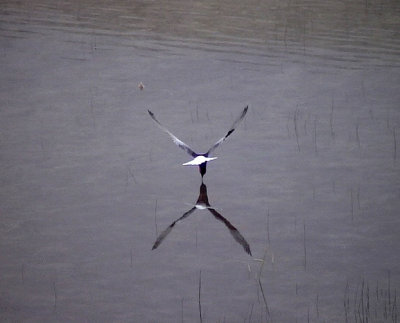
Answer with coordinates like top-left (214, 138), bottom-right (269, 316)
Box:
top-left (199, 162), bottom-right (207, 177)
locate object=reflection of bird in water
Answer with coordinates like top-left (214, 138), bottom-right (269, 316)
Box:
top-left (152, 182), bottom-right (252, 255)
top-left (148, 106), bottom-right (248, 177)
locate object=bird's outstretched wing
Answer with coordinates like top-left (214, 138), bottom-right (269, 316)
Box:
top-left (152, 207), bottom-right (196, 250)
top-left (206, 106), bottom-right (248, 156)
top-left (148, 110), bottom-right (197, 158)
top-left (208, 208), bottom-right (252, 256)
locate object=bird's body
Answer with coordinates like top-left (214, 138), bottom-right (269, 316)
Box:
top-left (148, 106), bottom-right (248, 177)
top-left (182, 155), bottom-right (218, 177)
top-left (182, 156), bottom-right (217, 166)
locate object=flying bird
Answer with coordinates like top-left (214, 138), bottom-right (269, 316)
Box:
top-left (148, 106), bottom-right (248, 177)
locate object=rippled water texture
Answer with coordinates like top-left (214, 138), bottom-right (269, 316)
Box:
top-left (1, 1), bottom-right (400, 322)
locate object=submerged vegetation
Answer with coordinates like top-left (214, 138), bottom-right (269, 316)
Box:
top-left (344, 273), bottom-right (398, 323)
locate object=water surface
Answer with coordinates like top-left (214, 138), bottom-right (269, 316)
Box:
top-left (1, 0), bottom-right (399, 322)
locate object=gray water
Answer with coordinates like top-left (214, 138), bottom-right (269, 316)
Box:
top-left (1, 1), bottom-right (400, 322)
